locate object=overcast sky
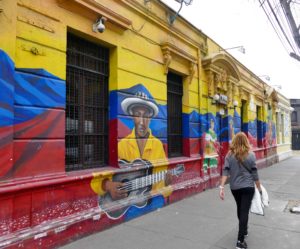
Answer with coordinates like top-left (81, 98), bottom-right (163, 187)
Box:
top-left (161, 0), bottom-right (300, 99)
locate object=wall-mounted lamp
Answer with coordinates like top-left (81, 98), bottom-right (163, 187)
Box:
top-left (168, 0), bottom-right (193, 25)
top-left (92, 17), bottom-right (107, 33)
top-left (258, 75), bottom-right (270, 81)
top-left (219, 45), bottom-right (245, 54)
top-left (233, 100), bottom-right (239, 107)
top-left (271, 84), bottom-right (282, 90)
top-left (211, 94), bottom-right (220, 105)
top-left (219, 108), bottom-right (225, 116)
top-left (229, 100), bottom-right (239, 109)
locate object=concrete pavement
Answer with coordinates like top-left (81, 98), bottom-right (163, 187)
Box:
top-left (60, 155), bottom-right (300, 249)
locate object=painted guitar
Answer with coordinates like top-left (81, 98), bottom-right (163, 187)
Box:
top-left (99, 159), bottom-right (185, 219)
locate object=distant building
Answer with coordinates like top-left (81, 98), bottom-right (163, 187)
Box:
top-left (290, 99), bottom-right (300, 150)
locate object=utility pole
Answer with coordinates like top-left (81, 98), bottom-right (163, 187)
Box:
top-left (290, 52), bottom-right (300, 62)
top-left (280, 0), bottom-right (300, 49)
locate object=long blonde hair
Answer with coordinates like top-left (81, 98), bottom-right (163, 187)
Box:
top-left (229, 132), bottom-right (251, 162)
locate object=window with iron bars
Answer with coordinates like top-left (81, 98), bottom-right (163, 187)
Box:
top-left (65, 33), bottom-right (109, 171)
top-left (167, 72), bottom-right (183, 157)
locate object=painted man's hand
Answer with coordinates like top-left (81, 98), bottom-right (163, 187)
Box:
top-left (165, 172), bottom-right (172, 186)
top-left (103, 180), bottom-right (128, 200)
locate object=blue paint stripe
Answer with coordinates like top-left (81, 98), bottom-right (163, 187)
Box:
top-left (15, 72), bottom-right (65, 108)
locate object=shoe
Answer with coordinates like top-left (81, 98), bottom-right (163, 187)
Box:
top-left (236, 240), bottom-right (247, 249)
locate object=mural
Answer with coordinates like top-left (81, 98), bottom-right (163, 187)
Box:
top-left (248, 119), bottom-right (258, 147)
top-left (0, 49), bottom-right (285, 248)
top-left (0, 50), bottom-right (65, 179)
top-left (203, 114), bottom-right (220, 176)
top-left (205, 117), bottom-right (218, 155)
top-left (91, 85), bottom-right (184, 220)
top-left (229, 118), bottom-right (235, 142)
top-left (264, 117), bottom-right (276, 147)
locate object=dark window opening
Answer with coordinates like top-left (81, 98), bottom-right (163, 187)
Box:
top-left (257, 106), bottom-right (263, 147)
top-left (167, 72), bottom-right (183, 158)
top-left (65, 33), bottom-right (109, 171)
top-left (241, 100), bottom-right (247, 134)
top-left (291, 111), bottom-right (297, 123)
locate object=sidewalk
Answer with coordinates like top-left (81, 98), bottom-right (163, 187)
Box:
top-left (60, 155), bottom-right (300, 249)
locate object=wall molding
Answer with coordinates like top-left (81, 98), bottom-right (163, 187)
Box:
top-left (57, 0), bottom-right (132, 30)
top-left (161, 42), bottom-right (197, 83)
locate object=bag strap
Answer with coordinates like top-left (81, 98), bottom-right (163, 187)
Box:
top-left (239, 160), bottom-right (252, 174)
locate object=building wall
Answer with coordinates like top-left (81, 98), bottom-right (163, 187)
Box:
top-left (276, 94), bottom-right (293, 160)
top-left (0, 0), bottom-right (292, 248)
top-left (290, 99), bottom-right (300, 150)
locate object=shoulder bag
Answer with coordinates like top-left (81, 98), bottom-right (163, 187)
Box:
top-left (239, 159), bottom-right (269, 215)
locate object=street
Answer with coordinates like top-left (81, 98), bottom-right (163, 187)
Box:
top-left (60, 154), bottom-right (300, 249)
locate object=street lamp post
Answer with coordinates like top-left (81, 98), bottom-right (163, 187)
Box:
top-left (219, 46), bottom-right (246, 54)
top-left (258, 75), bottom-right (271, 81)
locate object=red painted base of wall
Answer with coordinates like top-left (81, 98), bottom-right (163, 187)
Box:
top-left (1, 178), bottom-right (208, 249)
top-left (0, 150), bottom-right (279, 249)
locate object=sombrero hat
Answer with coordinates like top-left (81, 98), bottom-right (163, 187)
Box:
top-left (121, 91), bottom-right (159, 117)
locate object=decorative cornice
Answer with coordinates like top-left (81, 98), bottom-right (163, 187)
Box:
top-left (18, 1), bottom-right (60, 22)
top-left (202, 52), bottom-right (241, 81)
top-left (161, 42), bottom-right (197, 63)
top-left (162, 49), bottom-right (172, 74)
top-left (188, 61), bottom-right (197, 84)
top-left (264, 86), bottom-right (279, 103)
top-left (57, 0), bottom-right (132, 30)
top-left (240, 74), bottom-right (264, 91)
top-left (278, 102), bottom-right (293, 112)
top-left (202, 53), bottom-right (242, 99)
top-left (161, 42), bottom-right (197, 80)
top-left (239, 87), bottom-right (251, 101)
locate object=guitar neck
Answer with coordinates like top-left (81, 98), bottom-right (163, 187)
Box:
top-left (124, 168), bottom-right (176, 191)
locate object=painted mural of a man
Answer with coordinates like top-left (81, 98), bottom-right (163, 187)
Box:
top-left (118, 91), bottom-right (166, 163)
top-left (91, 91), bottom-right (173, 220)
top-left (205, 118), bottom-right (218, 155)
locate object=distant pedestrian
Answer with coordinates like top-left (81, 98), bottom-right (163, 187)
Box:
top-left (219, 132), bottom-right (262, 249)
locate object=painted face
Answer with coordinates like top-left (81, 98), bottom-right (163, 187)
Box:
top-left (132, 106), bottom-right (151, 138)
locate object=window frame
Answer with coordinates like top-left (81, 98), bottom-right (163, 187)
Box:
top-left (65, 33), bottom-right (109, 171)
top-left (167, 72), bottom-right (183, 158)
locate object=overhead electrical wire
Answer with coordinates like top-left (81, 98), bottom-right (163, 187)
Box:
top-left (275, 0), bottom-right (299, 52)
top-left (258, 0), bottom-right (292, 53)
top-left (267, 0), bottom-right (297, 52)
top-left (281, 0), bottom-right (300, 53)
top-left (258, 0), bottom-right (300, 61)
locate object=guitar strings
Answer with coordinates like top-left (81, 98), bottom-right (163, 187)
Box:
top-left (116, 166), bottom-right (183, 192)
top-left (117, 170), bottom-right (171, 191)
top-left (118, 171), bottom-right (167, 191)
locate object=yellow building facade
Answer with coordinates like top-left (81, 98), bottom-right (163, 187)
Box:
top-left (0, 0), bottom-right (292, 247)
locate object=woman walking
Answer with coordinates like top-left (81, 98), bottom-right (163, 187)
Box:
top-left (219, 132), bottom-right (262, 249)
